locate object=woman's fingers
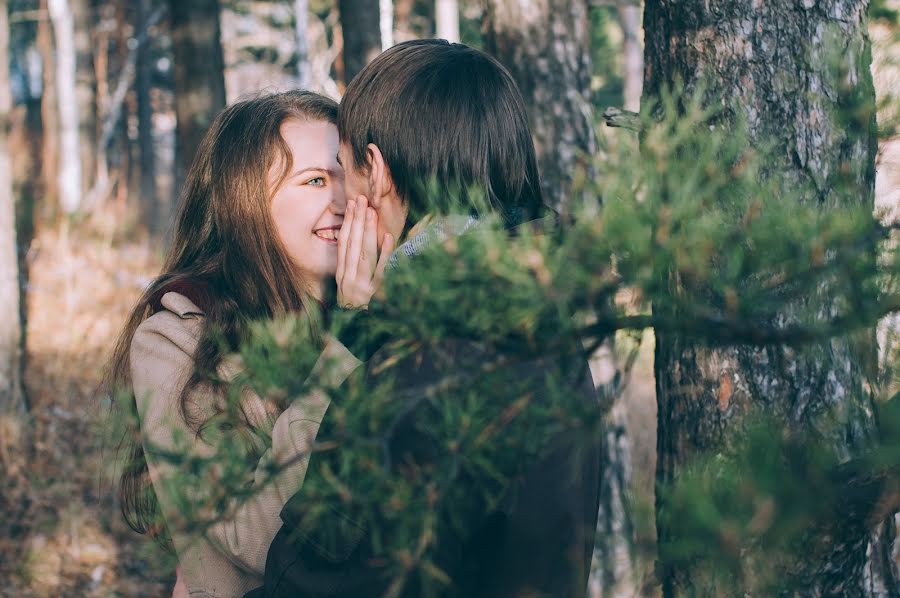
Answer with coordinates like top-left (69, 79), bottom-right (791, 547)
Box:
top-left (363, 207), bottom-right (378, 277)
top-left (336, 198), bottom-right (354, 285)
top-left (345, 195), bottom-right (368, 280)
top-left (337, 197), bottom-right (394, 309)
top-left (373, 232), bottom-right (395, 289)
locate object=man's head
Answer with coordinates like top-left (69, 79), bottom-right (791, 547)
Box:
top-left (337, 39), bottom-right (544, 244)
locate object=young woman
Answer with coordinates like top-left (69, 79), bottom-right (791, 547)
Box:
top-left (105, 90), bottom-right (362, 598)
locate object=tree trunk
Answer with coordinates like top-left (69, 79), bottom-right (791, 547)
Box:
top-left (294, 0), bottom-right (311, 89)
top-left (616, 2), bottom-right (641, 112)
top-left (590, 387), bottom-right (638, 598)
top-left (0, 0), bottom-right (28, 467)
top-left (136, 0), bottom-right (158, 235)
top-left (379, 0), bottom-right (392, 50)
top-left (169, 0), bottom-right (225, 183)
top-left (435, 0), bottom-right (459, 42)
top-left (483, 0), bottom-right (596, 217)
top-left (48, 0), bottom-right (82, 214)
top-left (8, 0), bottom-right (42, 396)
top-left (71, 0), bottom-right (95, 195)
top-left (88, 0), bottom-right (112, 205)
top-left (36, 0), bottom-right (56, 208)
top-left (645, 1), bottom-right (898, 594)
top-left (484, 4), bottom-right (637, 596)
top-left (338, 0), bottom-right (381, 85)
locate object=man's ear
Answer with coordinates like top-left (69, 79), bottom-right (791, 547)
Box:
top-left (365, 143), bottom-right (395, 208)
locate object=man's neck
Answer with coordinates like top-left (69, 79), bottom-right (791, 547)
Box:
top-left (403, 214), bottom-right (434, 243)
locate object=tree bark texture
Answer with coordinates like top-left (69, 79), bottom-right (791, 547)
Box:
top-left (0, 0), bottom-right (27, 445)
top-left (484, 3), bottom-right (636, 595)
top-left (8, 0), bottom-right (42, 394)
top-left (590, 402), bottom-right (637, 598)
top-left (304, 7), bottom-right (341, 99)
top-left (645, 1), bottom-right (897, 595)
top-left (48, 0), bottom-right (82, 213)
top-left (338, 0), bottom-right (381, 85)
top-left (136, 0), bottom-right (158, 235)
top-left (616, 2), bottom-right (642, 112)
top-left (294, 0), bottom-right (311, 89)
top-left (71, 0), bottom-right (95, 195)
top-left (483, 0), bottom-right (597, 217)
top-left (36, 0), bottom-right (57, 207)
top-left (169, 0), bottom-right (226, 182)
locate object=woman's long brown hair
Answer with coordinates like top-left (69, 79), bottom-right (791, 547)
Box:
top-left (104, 90), bottom-right (338, 544)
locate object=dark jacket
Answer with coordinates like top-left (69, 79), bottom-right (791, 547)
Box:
top-left (247, 332), bottom-right (602, 598)
top-left (247, 217), bottom-right (602, 597)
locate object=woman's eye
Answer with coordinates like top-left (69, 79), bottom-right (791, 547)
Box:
top-left (305, 176), bottom-right (326, 187)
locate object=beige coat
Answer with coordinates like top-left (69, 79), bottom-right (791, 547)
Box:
top-left (130, 291), bottom-right (360, 598)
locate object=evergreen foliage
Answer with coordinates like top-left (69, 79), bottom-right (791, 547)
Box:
top-left (115, 87), bottom-right (900, 594)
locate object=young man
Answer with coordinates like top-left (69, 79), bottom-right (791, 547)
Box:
top-left (248, 40), bottom-right (602, 598)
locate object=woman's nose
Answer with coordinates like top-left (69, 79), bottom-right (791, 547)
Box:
top-left (331, 179), bottom-right (347, 213)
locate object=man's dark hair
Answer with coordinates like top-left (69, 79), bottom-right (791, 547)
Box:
top-left (338, 39), bottom-right (545, 227)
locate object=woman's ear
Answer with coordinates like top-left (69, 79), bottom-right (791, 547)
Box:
top-left (366, 143), bottom-right (395, 208)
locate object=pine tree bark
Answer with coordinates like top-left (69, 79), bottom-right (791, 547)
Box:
top-left (169, 0), bottom-right (226, 181)
top-left (338, 0), bottom-right (381, 85)
top-left (136, 0), bottom-right (158, 235)
top-left (483, 0), bottom-right (596, 217)
top-left (645, 1), bottom-right (898, 595)
top-left (48, 0), bottom-right (82, 214)
top-left (484, 4), bottom-right (637, 596)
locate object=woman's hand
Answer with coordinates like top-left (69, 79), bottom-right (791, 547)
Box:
top-left (336, 196), bottom-right (395, 309)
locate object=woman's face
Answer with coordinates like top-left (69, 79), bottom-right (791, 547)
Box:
top-left (270, 119), bottom-right (345, 300)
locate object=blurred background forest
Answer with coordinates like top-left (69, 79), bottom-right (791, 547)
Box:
top-left (0, 0), bottom-right (898, 596)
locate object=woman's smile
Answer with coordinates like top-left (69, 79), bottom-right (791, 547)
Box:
top-left (314, 226), bottom-right (341, 244)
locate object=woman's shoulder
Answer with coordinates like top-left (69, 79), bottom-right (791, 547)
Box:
top-left (132, 291), bottom-right (207, 359)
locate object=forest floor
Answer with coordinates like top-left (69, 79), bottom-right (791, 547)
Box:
top-left (0, 219), bottom-right (171, 597)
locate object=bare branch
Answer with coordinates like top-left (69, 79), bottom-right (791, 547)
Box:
top-left (603, 107), bottom-right (642, 132)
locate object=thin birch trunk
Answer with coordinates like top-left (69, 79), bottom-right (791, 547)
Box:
top-left (435, 0), bottom-right (459, 43)
top-left (48, 0), bottom-right (82, 214)
top-left (71, 0), bottom-right (95, 195)
top-left (616, 2), bottom-right (641, 112)
top-left (379, 0), bottom-right (392, 50)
